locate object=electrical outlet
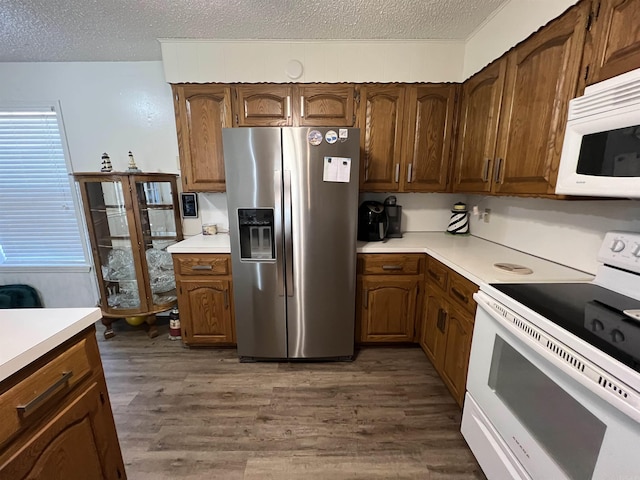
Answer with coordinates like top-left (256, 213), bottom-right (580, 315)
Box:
top-left (483, 208), bottom-right (491, 223)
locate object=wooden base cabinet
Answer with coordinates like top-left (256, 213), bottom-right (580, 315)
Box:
top-left (356, 254), bottom-right (425, 343)
top-left (173, 254), bottom-right (236, 346)
top-left (420, 257), bottom-right (477, 407)
top-left (0, 327), bottom-right (125, 479)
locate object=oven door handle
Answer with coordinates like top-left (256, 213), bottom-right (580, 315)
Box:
top-left (474, 291), bottom-right (640, 424)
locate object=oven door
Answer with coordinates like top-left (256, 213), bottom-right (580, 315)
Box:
top-left (463, 292), bottom-right (640, 480)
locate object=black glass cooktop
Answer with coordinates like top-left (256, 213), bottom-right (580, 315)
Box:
top-left (492, 283), bottom-right (640, 374)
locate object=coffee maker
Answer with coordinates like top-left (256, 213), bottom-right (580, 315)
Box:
top-left (384, 196), bottom-right (402, 238)
top-left (358, 201), bottom-right (388, 241)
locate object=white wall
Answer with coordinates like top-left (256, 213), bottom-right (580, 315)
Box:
top-left (161, 40), bottom-right (465, 83)
top-left (463, 0), bottom-right (580, 79)
top-left (467, 195), bottom-right (640, 274)
top-left (0, 61), bottom-right (179, 306)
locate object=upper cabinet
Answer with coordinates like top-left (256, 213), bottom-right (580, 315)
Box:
top-left (453, 2), bottom-right (589, 196)
top-left (453, 61), bottom-right (506, 193)
top-left (358, 85), bottom-right (407, 191)
top-left (587, 0), bottom-right (640, 85)
top-left (402, 84), bottom-right (458, 192)
top-left (494, 2), bottom-right (589, 195)
top-left (359, 84), bottom-right (458, 193)
top-left (233, 84), bottom-right (356, 127)
top-left (172, 84), bottom-right (232, 192)
top-left (233, 84), bottom-right (293, 126)
top-left (297, 84), bottom-right (356, 126)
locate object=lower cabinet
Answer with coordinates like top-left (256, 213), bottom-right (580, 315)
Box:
top-left (172, 254), bottom-right (236, 346)
top-left (0, 327), bottom-right (125, 479)
top-left (420, 257), bottom-right (477, 407)
top-left (356, 254), bottom-right (425, 343)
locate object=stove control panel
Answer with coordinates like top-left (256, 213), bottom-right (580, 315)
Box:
top-left (598, 231), bottom-right (640, 273)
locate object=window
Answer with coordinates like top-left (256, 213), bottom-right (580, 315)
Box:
top-left (0, 105), bottom-right (87, 267)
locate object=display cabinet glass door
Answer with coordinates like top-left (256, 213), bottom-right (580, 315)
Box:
top-left (85, 179), bottom-right (142, 311)
top-left (133, 179), bottom-right (179, 309)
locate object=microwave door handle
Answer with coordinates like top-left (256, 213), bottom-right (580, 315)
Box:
top-left (274, 170), bottom-right (285, 297)
top-left (283, 170), bottom-right (294, 297)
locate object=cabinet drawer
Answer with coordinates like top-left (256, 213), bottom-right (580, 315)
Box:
top-left (0, 337), bottom-right (94, 447)
top-left (426, 257), bottom-right (448, 291)
top-left (174, 254), bottom-right (230, 276)
top-left (448, 271), bottom-right (478, 314)
top-left (359, 254), bottom-right (424, 275)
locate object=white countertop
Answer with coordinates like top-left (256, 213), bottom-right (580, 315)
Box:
top-left (357, 232), bottom-right (593, 286)
top-left (167, 232), bottom-right (593, 287)
top-left (167, 233), bottom-right (231, 254)
top-left (0, 307), bottom-right (102, 383)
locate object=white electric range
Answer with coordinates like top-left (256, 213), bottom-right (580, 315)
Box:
top-left (462, 231), bottom-right (640, 480)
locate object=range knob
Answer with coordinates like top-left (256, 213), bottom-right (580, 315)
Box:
top-left (610, 329), bottom-right (625, 343)
top-left (591, 319), bottom-right (604, 332)
top-left (631, 243), bottom-right (640, 258)
top-left (610, 239), bottom-right (626, 253)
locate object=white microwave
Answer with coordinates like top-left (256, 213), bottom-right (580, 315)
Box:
top-left (556, 67), bottom-right (640, 198)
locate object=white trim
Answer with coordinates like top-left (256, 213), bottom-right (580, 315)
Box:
top-left (0, 265), bottom-right (91, 273)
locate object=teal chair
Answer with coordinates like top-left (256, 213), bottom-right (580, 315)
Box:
top-left (0, 284), bottom-right (43, 308)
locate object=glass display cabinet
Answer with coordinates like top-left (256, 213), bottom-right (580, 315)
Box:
top-left (74, 173), bottom-right (183, 338)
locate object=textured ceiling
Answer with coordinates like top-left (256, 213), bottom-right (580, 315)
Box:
top-left (0, 0), bottom-right (509, 62)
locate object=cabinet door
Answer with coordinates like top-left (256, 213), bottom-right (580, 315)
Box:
top-left (358, 85), bottom-right (406, 192)
top-left (296, 84), bottom-right (355, 126)
top-left (0, 380), bottom-right (125, 480)
top-left (452, 60), bottom-right (506, 193)
top-left (494, 3), bottom-right (589, 195)
top-left (589, 0), bottom-right (640, 84)
top-left (402, 85), bottom-right (457, 192)
top-left (178, 279), bottom-right (235, 345)
top-left (173, 84), bottom-right (232, 192)
top-left (440, 303), bottom-right (474, 407)
top-left (234, 85), bottom-right (293, 126)
top-left (359, 276), bottom-right (419, 342)
top-left (420, 288), bottom-right (448, 370)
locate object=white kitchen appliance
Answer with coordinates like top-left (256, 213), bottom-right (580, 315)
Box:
top-left (462, 231), bottom-right (640, 479)
top-left (556, 67), bottom-right (640, 198)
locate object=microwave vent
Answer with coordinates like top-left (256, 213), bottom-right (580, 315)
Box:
top-left (569, 68), bottom-right (640, 120)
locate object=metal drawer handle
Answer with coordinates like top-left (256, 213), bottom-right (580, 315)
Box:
top-left (382, 265), bottom-right (403, 271)
top-left (437, 308), bottom-right (447, 333)
top-left (428, 270), bottom-right (441, 280)
top-left (482, 158), bottom-right (491, 183)
top-left (192, 265), bottom-right (213, 270)
top-left (364, 290), bottom-right (369, 309)
top-left (224, 290), bottom-right (229, 309)
top-left (451, 287), bottom-right (469, 303)
top-left (17, 371), bottom-right (73, 416)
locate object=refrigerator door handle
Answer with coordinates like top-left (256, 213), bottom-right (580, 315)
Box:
top-left (283, 170), bottom-right (294, 297)
top-left (274, 170), bottom-right (285, 297)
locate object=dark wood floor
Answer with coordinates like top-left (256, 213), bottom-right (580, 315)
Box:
top-left (97, 320), bottom-right (486, 480)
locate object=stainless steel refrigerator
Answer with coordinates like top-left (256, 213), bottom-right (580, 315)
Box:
top-left (223, 127), bottom-right (360, 360)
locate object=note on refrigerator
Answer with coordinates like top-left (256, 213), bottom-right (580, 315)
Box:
top-left (323, 157), bottom-right (351, 183)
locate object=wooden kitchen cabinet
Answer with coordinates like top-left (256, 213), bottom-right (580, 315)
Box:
top-left (453, 60), bottom-right (506, 194)
top-left (233, 84), bottom-right (293, 126)
top-left (357, 85), bottom-right (407, 191)
top-left (296, 84), bottom-right (356, 126)
top-left (420, 256), bottom-right (477, 407)
top-left (358, 84), bottom-right (457, 193)
top-left (356, 254), bottom-right (425, 343)
top-left (172, 254), bottom-right (236, 346)
top-left (172, 84), bottom-right (232, 192)
top-left (587, 0), bottom-right (640, 85)
top-left (493, 2), bottom-right (589, 195)
top-left (0, 327), bottom-right (125, 479)
top-left (453, 2), bottom-right (589, 196)
top-left (402, 84), bottom-right (458, 192)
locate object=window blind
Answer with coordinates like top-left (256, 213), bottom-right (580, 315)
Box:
top-left (0, 106), bottom-right (87, 266)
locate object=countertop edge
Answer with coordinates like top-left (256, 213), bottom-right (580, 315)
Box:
top-left (0, 308), bottom-right (102, 383)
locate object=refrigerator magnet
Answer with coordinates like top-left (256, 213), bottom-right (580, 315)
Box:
top-left (308, 130), bottom-right (323, 146)
top-left (325, 130), bottom-right (338, 144)
top-left (339, 129), bottom-right (348, 139)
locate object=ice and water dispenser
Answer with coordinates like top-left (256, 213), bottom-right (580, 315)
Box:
top-left (238, 209), bottom-right (275, 260)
